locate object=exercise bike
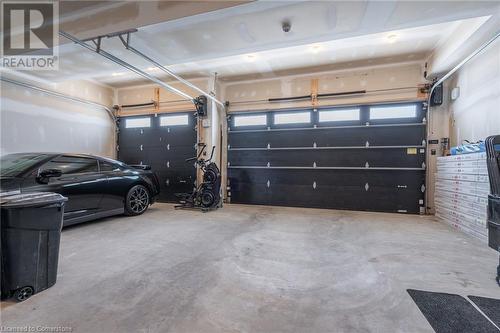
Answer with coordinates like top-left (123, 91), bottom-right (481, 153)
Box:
top-left (175, 144), bottom-right (221, 212)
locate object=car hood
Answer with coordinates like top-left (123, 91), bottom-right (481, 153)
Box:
top-left (0, 177), bottom-right (23, 194)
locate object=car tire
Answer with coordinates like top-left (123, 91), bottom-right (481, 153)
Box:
top-left (125, 184), bottom-right (150, 216)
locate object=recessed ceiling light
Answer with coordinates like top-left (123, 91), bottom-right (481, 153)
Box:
top-left (111, 72), bottom-right (125, 76)
top-left (387, 34), bottom-right (398, 43)
top-left (310, 44), bottom-right (323, 54)
top-left (245, 54), bottom-right (256, 62)
top-left (147, 67), bottom-right (159, 71)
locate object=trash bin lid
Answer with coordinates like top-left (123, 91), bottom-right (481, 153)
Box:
top-left (0, 192), bottom-right (67, 208)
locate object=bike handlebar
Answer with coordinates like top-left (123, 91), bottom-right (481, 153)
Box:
top-left (184, 145), bottom-right (216, 163)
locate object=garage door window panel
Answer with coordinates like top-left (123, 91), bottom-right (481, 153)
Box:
top-left (369, 104), bottom-right (420, 124)
top-left (319, 108), bottom-right (360, 123)
top-left (125, 117), bottom-right (151, 128)
top-left (233, 114), bottom-right (267, 128)
top-left (273, 112), bottom-right (311, 127)
top-left (160, 114), bottom-right (189, 127)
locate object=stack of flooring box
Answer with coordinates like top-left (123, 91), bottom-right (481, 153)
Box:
top-left (435, 152), bottom-right (490, 242)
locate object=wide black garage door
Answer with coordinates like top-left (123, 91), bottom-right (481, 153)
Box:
top-left (227, 102), bottom-right (427, 214)
top-left (118, 112), bottom-right (196, 202)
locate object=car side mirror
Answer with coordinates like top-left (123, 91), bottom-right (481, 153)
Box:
top-left (37, 169), bottom-right (62, 184)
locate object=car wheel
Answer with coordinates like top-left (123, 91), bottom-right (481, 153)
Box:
top-left (14, 286), bottom-right (34, 302)
top-left (125, 185), bottom-right (150, 216)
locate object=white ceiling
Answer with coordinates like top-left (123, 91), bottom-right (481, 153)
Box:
top-left (14, 1), bottom-right (499, 87)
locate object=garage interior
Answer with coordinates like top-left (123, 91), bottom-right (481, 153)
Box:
top-left (1, 1), bottom-right (500, 332)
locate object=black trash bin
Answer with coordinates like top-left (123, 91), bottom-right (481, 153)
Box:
top-left (1, 192), bottom-right (67, 302)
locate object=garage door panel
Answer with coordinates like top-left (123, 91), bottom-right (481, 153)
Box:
top-left (159, 132), bottom-right (197, 145)
top-left (229, 182), bottom-right (423, 213)
top-left (229, 148), bottom-right (425, 168)
top-left (229, 168), bottom-right (424, 186)
top-left (228, 102), bottom-right (426, 213)
top-left (156, 170), bottom-right (195, 202)
top-left (118, 112), bottom-right (196, 202)
top-left (228, 125), bottom-right (425, 149)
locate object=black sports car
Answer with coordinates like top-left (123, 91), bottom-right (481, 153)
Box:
top-left (0, 153), bottom-right (160, 226)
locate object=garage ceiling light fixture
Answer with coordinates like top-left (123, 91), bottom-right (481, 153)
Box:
top-left (387, 34), bottom-right (398, 43)
top-left (245, 54), bottom-right (257, 62)
top-left (310, 44), bottom-right (323, 53)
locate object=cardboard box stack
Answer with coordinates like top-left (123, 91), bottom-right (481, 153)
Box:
top-left (435, 152), bottom-right (490, 242)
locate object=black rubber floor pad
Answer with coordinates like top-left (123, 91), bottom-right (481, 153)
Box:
top-left (469, 296), bottom-right (500, 328)
top-left (407, 289), bottom-right (499, 333)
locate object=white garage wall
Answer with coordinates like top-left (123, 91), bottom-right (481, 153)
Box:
top-left (0, 77), bottom-right (116, 158)
top-left (222, 62), bottom-right (427, 112)
top-left (447, 39), bottom-right (500, 145)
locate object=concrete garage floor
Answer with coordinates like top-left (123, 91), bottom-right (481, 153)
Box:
top-left (1, 203), bottom-right (499, 332)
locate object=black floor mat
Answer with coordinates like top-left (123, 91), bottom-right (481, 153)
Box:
top-left (407, 289), bottom-right (499, 333)
top-left (469, 296), bottom-right (500, 327)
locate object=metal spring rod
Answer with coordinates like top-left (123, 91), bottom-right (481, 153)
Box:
top-left (1, 76), bottom-right (116, 121)
top-left (118, 34), bottom-right (225, 108)
top-left (59, 31), bottom-right (194, 102)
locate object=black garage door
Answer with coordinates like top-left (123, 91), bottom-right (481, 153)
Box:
top-left (118, 112), bottom-right (197, 202)
top-left (227, 102), bottom-right (427, 214)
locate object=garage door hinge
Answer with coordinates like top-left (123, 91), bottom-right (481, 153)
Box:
top-left (421, 184), bottom-right (426, 193)
top-left (313, 142), bottom-right (317, 148)
top-left (422, 139), bottom-right (426, 146)
top-left (313, 162), bottom-right (317, 168)
top-left (140, 144), bottom-right (143, 151)
top-left (267, 162), bottom-right (270, 167)
top-left (167, 161), bottom-right (170, 168)
top-left (365, 162), bottom-right (370, 168)
top-left (365, 141), bottom-right (370, 147)
top-left (313, 181), bottom-right (317, 189)
top-left (422, 117), bottom-right (427, 124)
top-left (167, 144), bottom-right (170, 150)
top-left (267, 180), bottom-right (270, 188)
top-left (227, 162), bottom-right (231, 167)
top-left (422, 162), bottom-right (426, 169)
top-left (267, 143), bottom-right (271, 149)
top-left (365, 183), bottom-right (369, 191)
top-left (166, 179), bottom-right (170, 186)
top-left (140, 129), bottom-right (144, 135)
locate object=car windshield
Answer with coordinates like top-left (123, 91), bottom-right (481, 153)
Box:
top-left (0, 153), bottom-right (50, 177)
